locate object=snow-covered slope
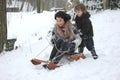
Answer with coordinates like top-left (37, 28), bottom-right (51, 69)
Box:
top-left (0, 10), bottom-right (120, 80)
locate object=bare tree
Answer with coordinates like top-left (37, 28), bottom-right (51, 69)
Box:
top-left (41, 0), bottom-right (46, 11)
top-left (36, 0), bottom-right (41, 13)
top-left (0, 0), bottom-right (7, 53)
top-left (20, 0), bottom-right (25, 11)
top-left (103, 0), bottom-right (108, 10)
top-left (7, 0), bottom-right (69, 12)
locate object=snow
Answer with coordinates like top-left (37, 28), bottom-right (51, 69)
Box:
top-left (0, 10), bottom-right (120, 80)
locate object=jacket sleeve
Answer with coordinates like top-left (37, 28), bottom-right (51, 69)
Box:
top-left (72, 30), bottom-right (82, 49)
top-left (51, 28), bottom-right (57, 45)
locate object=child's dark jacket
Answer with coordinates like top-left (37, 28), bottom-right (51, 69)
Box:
top-left (75, 12), bottom-right (94, 39)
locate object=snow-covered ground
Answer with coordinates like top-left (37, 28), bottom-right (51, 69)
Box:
top-left (0, 10), bottom-right (120, 80)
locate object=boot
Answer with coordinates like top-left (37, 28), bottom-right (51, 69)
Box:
top-left (42, 64), bottom-right (52, 70)
top-left (91, 49), bottom-right (98, 59)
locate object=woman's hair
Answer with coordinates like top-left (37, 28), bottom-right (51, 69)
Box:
top-left (74, 3), bottom-right (87, 14)
top-left (55, 11), bottom-right (71, 22)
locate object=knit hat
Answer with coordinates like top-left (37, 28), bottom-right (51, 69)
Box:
top-left (55, 11), bottom-right (71, 22)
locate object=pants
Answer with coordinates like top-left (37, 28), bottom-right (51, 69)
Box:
top-left (49, 45), bottom-right (65, 64)
top-left (49, 46), bottom-right (59, 61)
top-left (78, 37), bottom-right (95, 53)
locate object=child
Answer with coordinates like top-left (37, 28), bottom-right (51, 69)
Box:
top-left (43, 11), bottom-right (82, 68)
top-left (74, 3), bottom-right (98, 59)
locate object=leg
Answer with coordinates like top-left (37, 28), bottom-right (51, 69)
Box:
top-left (52, 51), bottom-right (64, 64)
top-left (91, 48), bottom-right (98, 59)
top-left (52, 42), bottom-right (70, 64)
top-left (84, 38), bottom-right (98, 59)
top-left (78, 40), bottom-right (85, 54)
top-left (49, 46), bottom-right (57, 61)
top-left (49, 39), bottom-right (65, 58)
top-left (43, 45), bottom-right (60, 69)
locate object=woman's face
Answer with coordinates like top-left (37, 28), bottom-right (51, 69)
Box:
top-left (56, 17), bottom-right (65, 27)
top-left (75, 10), bottom-right (83, 17)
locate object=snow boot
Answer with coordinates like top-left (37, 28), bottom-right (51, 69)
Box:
top-left (91, 49), bottom-right (98, 59)
top-left (42, 64), bottom-right (52, 70)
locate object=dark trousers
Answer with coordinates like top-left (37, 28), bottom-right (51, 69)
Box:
top-left (78, 37), bottom-right (95, 53)
top-left (49, 39), bottom-right (65, 60)
top-left (49, 45), bottom-right (65, 64)
top-left (49, 46), bottom-right (57, 60)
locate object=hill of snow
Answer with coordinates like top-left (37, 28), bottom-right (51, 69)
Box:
top-left (0, 10), bottom-right (120, 80)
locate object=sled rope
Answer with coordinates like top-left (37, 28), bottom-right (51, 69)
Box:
top-left (33, 33), bottom-right (52, 58)
top-left (33, 35), bottom-right (70, 59)
top-left (34, 44), bottom-right (50, 58)
top-left (52, 50), bottom-right (67, 62)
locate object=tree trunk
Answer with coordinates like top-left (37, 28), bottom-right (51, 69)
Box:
top-left (20, 1), bottom-right (25, 11)
top-left (103, 0), bottom-right (108, 10)
top-left (36, 0), bottom-right (41, 13)
top-left (0, 0), bottom-right (7, 53)
top-left (42, 0), bottom-right (46, 11)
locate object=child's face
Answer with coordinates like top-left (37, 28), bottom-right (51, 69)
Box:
top-left (56, 17), bottom-right (65, 27)
top-left (75, 10), bottom-right (83, 17)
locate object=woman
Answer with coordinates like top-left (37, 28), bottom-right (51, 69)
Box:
top-left (46, 11), bottom-right (82, 66)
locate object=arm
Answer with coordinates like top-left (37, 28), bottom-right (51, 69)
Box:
top-left (72, 27), bottom-right (82, 49)
top-left (51, 28), bottom-right (57, 45)
top-left (81, 19), bottom-right (92, 39)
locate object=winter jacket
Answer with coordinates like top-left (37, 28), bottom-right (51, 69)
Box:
top-left (53, 21), bottom-right (74, 41)
top-left (51, 20), bottom-right (81, 50)
top-left (75, 12), bottom-right (94, 39)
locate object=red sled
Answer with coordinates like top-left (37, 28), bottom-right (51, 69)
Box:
top-left (31, 59), bottom-right (60, 69)
top-left (31, 54), bottom-right (86, 69)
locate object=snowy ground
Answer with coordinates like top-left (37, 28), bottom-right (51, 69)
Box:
top-left (0, 10), bottom-right (120, 80)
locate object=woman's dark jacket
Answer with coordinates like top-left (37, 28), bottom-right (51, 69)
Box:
top-left (75, 12), bottom-right (94, 39)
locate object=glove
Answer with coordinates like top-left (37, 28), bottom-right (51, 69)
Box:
top-left (51, 39), bottom-right (56, 44)
top-left (71, 42), bottom-right (76, 48)
top-left (69, 42), bottom-right (76, 54)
